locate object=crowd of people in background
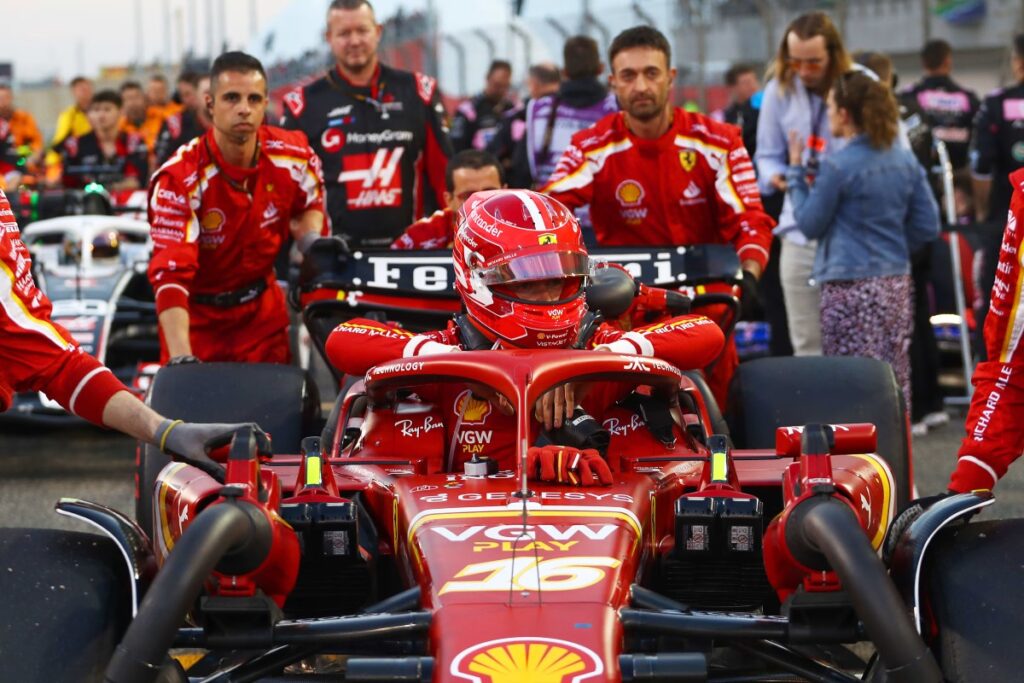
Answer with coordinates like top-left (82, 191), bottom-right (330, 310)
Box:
top-left (3, 0), bottom-right (1024, 494)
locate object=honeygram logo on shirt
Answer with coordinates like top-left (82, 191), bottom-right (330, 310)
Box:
top-left (615, 180), bottom-right (645, 207)
top-left (453, 389), bottom-right (492, 424)
top-left (450, 637), bottom-right (603, 683)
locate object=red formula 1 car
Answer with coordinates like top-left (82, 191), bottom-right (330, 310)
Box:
top-left (0, 334), bottom-right (1019, 682)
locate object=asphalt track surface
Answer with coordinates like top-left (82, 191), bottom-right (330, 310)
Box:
top-left (2, 404), bottom-right (1023, 532)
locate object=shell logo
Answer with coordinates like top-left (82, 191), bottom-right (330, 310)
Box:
top-left (200, 209), bottom-right (226, 232)
top-left (615, 180), bottom-right (644, 207)
top-left (451, 637), bottom-right (603, 683)
top-left (454, 389), bottom-right (493, 424)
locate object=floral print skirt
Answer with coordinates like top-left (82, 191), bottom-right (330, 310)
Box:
top-left (820, 275), bottom-right (914, 414)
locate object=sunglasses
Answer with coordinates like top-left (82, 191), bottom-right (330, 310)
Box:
top-left (786, 57), bottom-right (826, 73)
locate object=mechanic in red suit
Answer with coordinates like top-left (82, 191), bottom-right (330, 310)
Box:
top-left (148, 52), bottom-right (328, 364)
top-left (326, 189), bottom-right (725, 485)
top-left (949, 168), bottom-right (1024, 492)
top-left (542, 26), bottom-right (774, 408)
top-left (0, 188), bottom-right (266, 469)
top-left (390, 149), bottom-right (505, 250)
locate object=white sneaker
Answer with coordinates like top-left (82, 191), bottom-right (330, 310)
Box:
top-left (923, 411), bottom-right (950, 429)
top-left (911, 421), bottom-right (929, 437)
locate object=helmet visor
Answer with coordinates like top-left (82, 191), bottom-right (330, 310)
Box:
top-left (477, 251), bottom-right (591, 286)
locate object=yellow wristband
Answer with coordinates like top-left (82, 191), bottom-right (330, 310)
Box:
top-left (159, 419), bottom-right (184, 452)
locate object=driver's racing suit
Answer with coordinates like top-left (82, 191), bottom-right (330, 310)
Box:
top-left (542, 108), bottom-right (775, 407)
top-left (147, 126), bottom-right (327, 363)
top-left (0, 189), bottom-right (127, 424)
top-left (326, 314), bottom-right (725, 470)
top-left (951, 168), bottom-right (1024, 492)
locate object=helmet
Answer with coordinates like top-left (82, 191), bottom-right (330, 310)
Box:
top-left (61, 232), bottom-right (81, 265)
top-left (90, 230), bottom-right (121, 263)
top-left (453, 190), bottom-right (590, 348)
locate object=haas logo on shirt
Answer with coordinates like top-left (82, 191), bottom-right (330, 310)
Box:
top-left (337, 148), bottom-right (404, 209)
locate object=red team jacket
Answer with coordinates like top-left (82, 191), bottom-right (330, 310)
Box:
top-left (390, 208), bottom-right (455, 250)
top-left (147, 126), bottom-right (327, 348)
top-left (0, 190), bottom-right (126, 424)
top-left (326, 314), bottom-right (725, 470)
top-left (953, 168), bottom-right (1024, 492)
top-left (542, 108), bottom-right (774, 270)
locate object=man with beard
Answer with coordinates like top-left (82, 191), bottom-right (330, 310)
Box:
top-left (754, 12), bottom-right (852, 357)
top-left (282, 0), bottom-right (451, 247)
top-left (543, 25), bottom-right (774, 407)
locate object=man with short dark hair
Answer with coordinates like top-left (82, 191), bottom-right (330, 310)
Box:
top-left (46, 76), bottom-right (94, 181)
top-left (155, 73), bottom-right (213, 167)
top-left (391, 149), bottom-right (505, 249)
top-left (119, 80), bottom-right (164, 160)
top-left (148, 52), bottom-right (328, 365)
top-left (898, 39), bottom-right (978, 172)
top-left (147, 74), bottom-right (181, 121)
top-left (970, 34), bottom-right (1024, 362)
top-left (282, 0), bottom-right (452, 248)
top-left (520, 36), bottom-right (618, 190)
top-left (486, 62), bottom-right (561, 188)
top-left (450, 59), bottom-right (516, 152)
top-left (713, 64), bottom-right (760, 159)
top-left (56, 89), bottom-right (148, 190)
top-left (544, 25), bottom-right (774, 406)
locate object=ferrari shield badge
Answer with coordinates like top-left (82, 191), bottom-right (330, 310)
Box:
top-left (679, 150), bottom-right (697, 172)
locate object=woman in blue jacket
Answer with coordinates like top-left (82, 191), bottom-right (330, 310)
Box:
top-left (786, 70), bottom-right (940, 412)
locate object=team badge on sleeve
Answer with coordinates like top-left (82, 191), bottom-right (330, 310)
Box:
top-left (283, 88), bottom-right (306, 118)
top-left (679, 150), bottom-right (697, 172)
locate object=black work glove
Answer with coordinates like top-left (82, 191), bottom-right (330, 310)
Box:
top-left (882, 491), bottom-right (953, 564)
top-left (167, 354), bottom-right (201, 366)
top-left (154, 420), bottom-right (271, 482)
top-left (739, 269), bottom-right (765, 321)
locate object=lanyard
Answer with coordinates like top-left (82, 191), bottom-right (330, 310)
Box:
top-left (329, 68), bottom-right (391, 121)
top-left (805, 94), bottom-right (828, 179)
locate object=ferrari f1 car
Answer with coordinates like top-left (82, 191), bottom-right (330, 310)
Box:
top-left (1, 205), bottom-right (160, 421)
top-left (0, 303), bottom-right (1018, 682)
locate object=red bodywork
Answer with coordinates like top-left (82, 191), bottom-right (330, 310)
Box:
top-left (152, 351), bottom-right (897, 682)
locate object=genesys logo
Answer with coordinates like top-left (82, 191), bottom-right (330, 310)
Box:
top-left (338, 148), bottom-right (405, 209)
top-left (451, 637), bottom-right (604, 683)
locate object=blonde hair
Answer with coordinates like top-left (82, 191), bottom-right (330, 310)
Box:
top-left (771, 12), bottom-right (851, 93)
top-left (833, 70), bottom-right (899, 149)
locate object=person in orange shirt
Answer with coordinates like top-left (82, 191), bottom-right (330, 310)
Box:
top-left (147, 74), bottom-right (182, 122)
top-left (0, 83), bottom-right (44, 163)
top-left (119, 80), bottom-right (163, 155)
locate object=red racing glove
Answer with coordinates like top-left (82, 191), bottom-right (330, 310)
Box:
top-left (526, 446), bottom-right (613, 487)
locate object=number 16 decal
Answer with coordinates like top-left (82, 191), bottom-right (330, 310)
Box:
top-left (439, 556), bottom-right (621, 594)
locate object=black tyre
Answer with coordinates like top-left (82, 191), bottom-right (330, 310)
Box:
top-left (726, 356), bottom-right (911, 508)
top-left (135, 362), bottom-right (319, 538)
top-left (925, 518), bottom-right (1024, 681)
top-left (0, 528), bottom-right (132, 682)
